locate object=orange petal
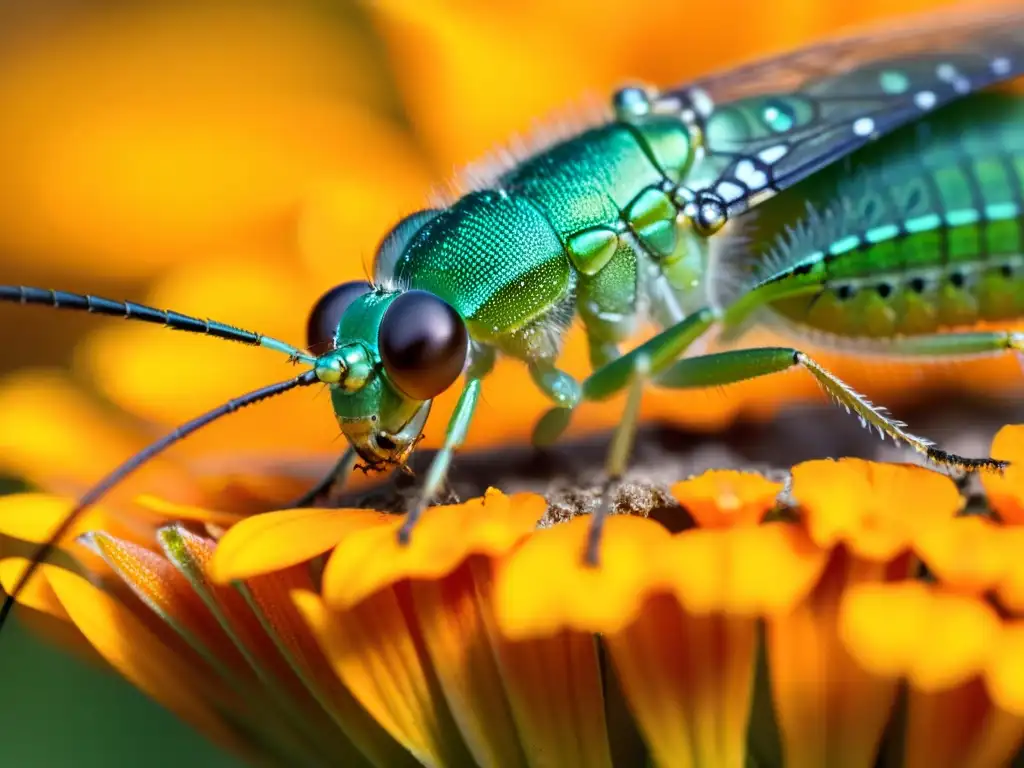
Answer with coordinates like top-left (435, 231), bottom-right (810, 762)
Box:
top-left (244, 566), bottom-right (415, 768)
top-left (913, 516), bottom-right (1008, 595)
top-left (671, 470), bottom-right (783, 528)
top-left (768, 552), bottom-right (903, 768)
top-left (792, 459), bottom-right (961, 561)
top-left (292, 587), bottom-right (473, 766)
top-left (663, 523), bottom-right (828, 615)
top-left (903, 679), bottom-right (1024, 768)
top-left (493, 515), bottom-right (671, 639)
top-left (494, 630), bottom-right (614, 768)
top-left (410, 558), bottom-right (528, 767)
top-left (85, 531), bottom-right (243, 671)
top-left (995, 528), bottom-right (1024, 614)
top-left (210, 507), bottom-right (380, 583)
top-left (840, 581), bottom-right (999, 692)
top-left (0, 557), bottom-right (70, 621)
top-left (984, 425), bottom-right (1024, 525)
top-left (323, 489), bottom-right (546, 610)
top-left (45, 566), bottom-right (243, 752)
top-left (987, 621), bottom-right (1024, 717)
top-left (605, 594), bottom-right (756, 768)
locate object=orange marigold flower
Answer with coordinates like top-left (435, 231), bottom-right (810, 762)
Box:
top-left (5, 431), bottom-right (1024, 765)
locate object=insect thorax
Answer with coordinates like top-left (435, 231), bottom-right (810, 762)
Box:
top-left (382, 112), bottom-right (712, 364)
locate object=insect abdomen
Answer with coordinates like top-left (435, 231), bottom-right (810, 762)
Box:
top-left (754, 93), bottom-right (1024, 339)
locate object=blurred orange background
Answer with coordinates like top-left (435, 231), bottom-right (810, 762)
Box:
top-left (0, 0), bottom-right (1018, 508)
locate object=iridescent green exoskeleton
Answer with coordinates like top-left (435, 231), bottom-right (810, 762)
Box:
top-left (3, 6), bottom-right (1024, 630)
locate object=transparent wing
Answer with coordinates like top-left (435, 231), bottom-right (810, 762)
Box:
top-left (665, 6), bottom-right (1024, 217)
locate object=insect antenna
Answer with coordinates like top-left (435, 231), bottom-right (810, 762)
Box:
top-left (0, 284), bottom-right (327, 635)
top-left (0, 368), bottom-right (321, 635)
top-left (0, 285), bottom-right (317, 364)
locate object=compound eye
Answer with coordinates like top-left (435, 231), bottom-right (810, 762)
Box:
top-left (378, 290), bottom-right (468, 401)
top-left (306, 281), bottom-right (372, 351)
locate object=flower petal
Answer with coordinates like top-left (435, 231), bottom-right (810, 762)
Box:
top-left (902, 680), bottom-right (1024, 768)
top-left (45, 565), bottom-right (245, 753)
top-left (85, 531), bottom-right (245, 671)
top-left (769, 552), bottom-right (903, 768)
top-left (324, 489), bottom-right (546, 610)
top-left (495, 630), bottom-right (614, 768)
top-left (986, 621), bottom-right (1024, 717)
top-left (840, 581), bottom-right (999, 691)
top-left (210, 507), bottom-right (380, 583)
top-left (984, 425), bottom-right (1024, 525)
top-left (605, 594), bottom-right (756, 768)
top-left (242, 566), bottom-right (416, 768)
top-left (292, 587), bottom-right (473, 766)
top-left (0, 557), bottom-right (69, 620)
top-left (913, 516), bottom-right (1008, 595)
top-left (663, 523), bottom-right (827, 615)
top-left (792, 459), bottom-right (961, 561)
top-left (671, 470), bottom-right (782, 528)
top-left (494, 515), bottom-right (671, 638)
top-left (410, 558), bottom-right (529, 767)
top-left (994, 528), bottom-right (1024, 614)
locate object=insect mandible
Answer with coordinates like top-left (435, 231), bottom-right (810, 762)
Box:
top-left (3, 5), bottom-right (1024, 632)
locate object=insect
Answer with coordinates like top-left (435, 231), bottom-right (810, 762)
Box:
top-left (3, 6), bottom-right (1024, 633)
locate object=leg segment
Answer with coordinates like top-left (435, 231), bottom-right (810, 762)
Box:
top-left (532, 307), bottom-right (718, 447)
top-left (586, 352), bottom-right (650, 565)
top-left (396, 346), bottom-right (496, 545)
top-left (396, 377), bottom-right (483, 543)
top-left (288, 448), bottom-right (357, 508)
top-left (657, 345), bottom-right (1004, 472)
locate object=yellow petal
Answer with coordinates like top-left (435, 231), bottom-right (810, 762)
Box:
top-left (671, 470), bottom-right (782, 528)
top-left (324, 489), bottom-right (546, 610)
top-left (410, 559), bottom-right (528, 767)
top-left (134, 495), bottom-right (243, 528)
top-left (605, 594), bottom-right (756, 768)
top-left (663, 523), bottom-right (827, 615)
top-left (494, 630), bottom-right (614, 768)
top-left (0, 557), bottom-right (70, 621)
top-left (292, 588), bottom-right (473, 766)
top-left (995, 528), bottom-right (1024, 614)
top-left (913, 516), bottom-right (1008, 595)
top-left (840, 581), bottom-right (999, 691)
top-left (494, 515), bottom-right (671, 639)
top-left (46, 565), bottom-right (242, 751)
top-left (210, 507), bottom-right (380, 583)
top-left (769, 553), bottom-right (902, 768)
top-left (792, 459), bottom-right (961, 561)
top-left (984, 425), bottom-right (1024, 525)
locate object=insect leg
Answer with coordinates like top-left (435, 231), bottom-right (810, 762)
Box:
top-left (858, 330), bottom-right (1024, 363)
top-left (656, 347), bottom-right (1003, 472)
top-left (531, 307), bottom-right (718, 446)
top-left (287, 447), bottom-right (357, 508)
top-left (396, 348), bottom-right (495, 545)
top-left (529, 360), bottom-right (582, 409)
top-left (586, 351), bottom-right (650, 566)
